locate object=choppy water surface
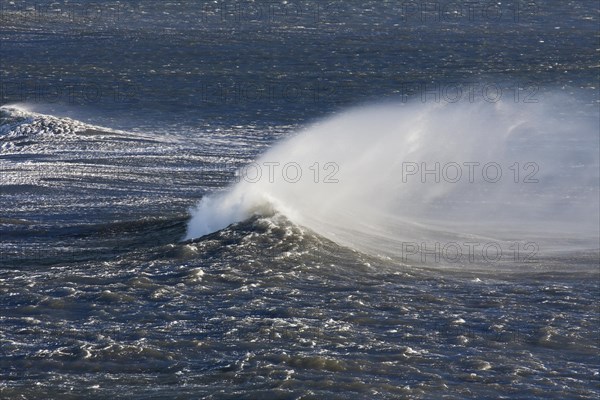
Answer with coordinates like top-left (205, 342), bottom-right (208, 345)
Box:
top-left (1, 1), bottom-right (599, 399)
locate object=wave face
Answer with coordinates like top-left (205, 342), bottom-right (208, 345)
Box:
top-left (0, 105), bottom-right (89, 139)
top-left (186, 94), bottom-right (599, 261)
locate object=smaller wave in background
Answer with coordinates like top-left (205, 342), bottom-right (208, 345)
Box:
top-left (0, 104), bottom-right (255, 268)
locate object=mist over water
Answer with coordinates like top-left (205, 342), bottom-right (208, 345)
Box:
top-left (186, 93), bottom-right (600, 260)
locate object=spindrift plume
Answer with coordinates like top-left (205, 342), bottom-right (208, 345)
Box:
top-left (186, 94), bottom-right (599, 261)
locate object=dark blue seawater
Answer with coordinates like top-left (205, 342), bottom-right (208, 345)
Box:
top-left (1, 1), bottom-right (599, 398)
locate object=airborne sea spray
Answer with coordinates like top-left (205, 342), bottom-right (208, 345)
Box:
top-left (186, 94), bottom-right (599, 263)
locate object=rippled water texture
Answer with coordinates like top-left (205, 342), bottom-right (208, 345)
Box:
top-left (1, 1), bottom-right (599, 398)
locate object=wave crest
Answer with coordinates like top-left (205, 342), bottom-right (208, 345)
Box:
top-left (186, 94), bottom-right (600, 260)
